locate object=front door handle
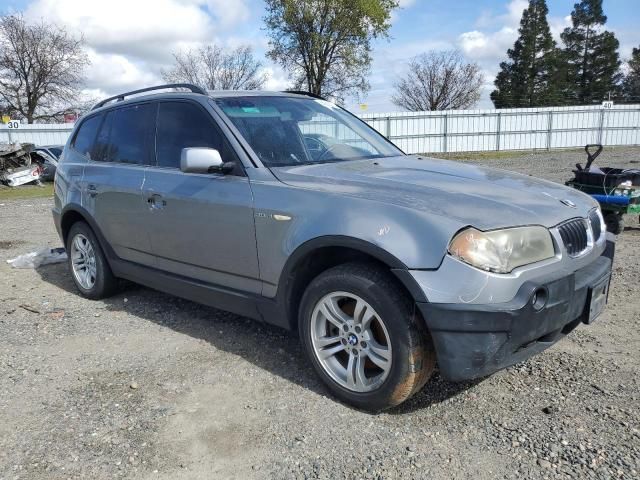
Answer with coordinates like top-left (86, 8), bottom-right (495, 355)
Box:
top-left (147, 193), bottom-right (166, 210)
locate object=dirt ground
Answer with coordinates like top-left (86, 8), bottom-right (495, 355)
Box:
top-left (1, 148), bottom-right (639, 480)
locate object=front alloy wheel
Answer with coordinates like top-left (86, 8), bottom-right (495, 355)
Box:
top-left (310, 292), bottom-right (392, 393)
top-left (300, 262), bottom-right (436, 411)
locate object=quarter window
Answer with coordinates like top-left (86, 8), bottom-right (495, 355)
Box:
top-left (155, 102), bottom-right (237, 169)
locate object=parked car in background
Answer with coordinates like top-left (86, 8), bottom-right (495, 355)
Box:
top-left (0, 142), bottom-right (42, 187)
top-left (32, 145), bottom-right (63, 181)
top-left (53, 84), bottom-right (615, 411)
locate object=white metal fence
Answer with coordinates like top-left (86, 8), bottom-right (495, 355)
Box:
top-left (2, 104), bottom-right (639, 154)
top-left (360, 104), bottom-right (640, 154)
top-left (0, 123), bottom-right (74, 147)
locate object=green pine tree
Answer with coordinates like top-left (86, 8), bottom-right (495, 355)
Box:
top-left (491, 0), bottom-right (559, 108)
top-left (560, 0), bottom-right (622, 105)
top-left (622, 47), bottom-right (640, 102)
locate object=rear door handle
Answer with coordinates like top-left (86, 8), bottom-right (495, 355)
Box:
top-left (87, 184), bottom-right (98, 197)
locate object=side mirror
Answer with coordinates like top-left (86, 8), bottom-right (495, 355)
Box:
top-left (180, 148), bottom-right (235, 174)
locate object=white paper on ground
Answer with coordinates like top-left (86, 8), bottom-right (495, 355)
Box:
top-left (7, 247), bottom-right (67, 268)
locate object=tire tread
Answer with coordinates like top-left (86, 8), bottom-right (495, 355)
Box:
top-left (67, 221), bottom-right (118, 300)
top-left (299, 261), bottom-right (435, 410)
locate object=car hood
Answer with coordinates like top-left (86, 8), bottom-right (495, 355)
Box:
top-left (272, 155), bottom-right (596, 230)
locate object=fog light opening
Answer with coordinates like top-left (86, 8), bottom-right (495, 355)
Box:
top-left (532, 288), bottom-right (548, 311)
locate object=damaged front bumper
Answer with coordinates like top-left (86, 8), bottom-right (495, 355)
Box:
top-left (415, 235), bottom-right (615, 382)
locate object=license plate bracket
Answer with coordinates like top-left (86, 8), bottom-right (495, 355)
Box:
top-left (585, 276), bottom-right (610, 324)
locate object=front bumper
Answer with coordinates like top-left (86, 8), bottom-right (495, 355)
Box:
top-left (417, 237), bottom-right (615, 382)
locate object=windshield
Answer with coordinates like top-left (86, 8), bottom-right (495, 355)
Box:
top-left (215, 96), bottom-right (402, 167)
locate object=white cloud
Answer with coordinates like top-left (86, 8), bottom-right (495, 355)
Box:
top-left (84, 50), bottom-right (161, 92)
top-left (549, 15), bottom-right (572, 42)
top-left (458, 27), bottom-right (519, 61)
top-left (25, 0), bottom-right (221, 62)
top-left (21, 0), bottom-right (254, 97)
top-left (262, 65), bottom-right (291, 91)
top-left (203, 0), bottom-right (250, 27)
top-left (457, 0), bottom-right (527, 63)
top-left (455, 0), bottom-right (574, 108)
top-left (458, 1), bottom-right (572, 65)
top-left (504, 0), bottom-right (529, 26)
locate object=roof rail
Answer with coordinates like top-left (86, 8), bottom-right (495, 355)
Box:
top-left (283, 90), bottom-right (327, 100)
top-left (92, 83), bottom-right (207, 110)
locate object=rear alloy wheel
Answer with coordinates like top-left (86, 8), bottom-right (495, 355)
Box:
top-left (300, 262), bottom-right (435, 411)
top-left (66, 221), bottom-right (118, 299)
top-left (70, 233), bottom-right (97, 290)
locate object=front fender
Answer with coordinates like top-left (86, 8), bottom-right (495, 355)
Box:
top-left (250, 180), bottom-right (460, 296)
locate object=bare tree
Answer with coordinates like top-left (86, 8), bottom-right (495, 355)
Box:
top-left (392, 51), bottom-right (485, 111)
top-left (162, 45), bottom-right (268, 91)
top-left (0, 15), bottom-right (89, 123)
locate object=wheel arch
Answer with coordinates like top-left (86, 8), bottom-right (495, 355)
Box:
top-left (274, 236), bottom-right (428, 331)
top-left (60, 205), bottom-right (116, 263)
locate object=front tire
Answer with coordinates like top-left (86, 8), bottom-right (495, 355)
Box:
top-left (299, 262), bottom-right (435, 411)
top-left (66, 221), bottom-right (118, 299)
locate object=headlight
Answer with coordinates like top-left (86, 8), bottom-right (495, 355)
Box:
top-left (448, 226), bottom-right (555, 273)
top-left (594, 207), bottom-right (605, 236)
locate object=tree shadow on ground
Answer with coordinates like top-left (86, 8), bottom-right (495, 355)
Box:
top-left (36, 262), bottom-right (482, 414)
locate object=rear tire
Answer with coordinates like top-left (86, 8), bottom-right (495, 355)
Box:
top-left (66, 221), bottom-right (118, 299)
top-left (299, 262), bottom-right (435, 411)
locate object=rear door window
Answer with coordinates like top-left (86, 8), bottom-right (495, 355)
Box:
top-left (102, 103), bottom-right (156, 165)
top-left (155, 101), bottom-right (237, 169)
top-left (72, 114), bottom-right (102, 158)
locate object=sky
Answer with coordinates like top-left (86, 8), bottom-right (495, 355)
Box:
top-left (1, 0), bottom-right (639, 113)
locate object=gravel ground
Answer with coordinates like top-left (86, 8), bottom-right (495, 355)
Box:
top-left (1, 147), bottom-right (639, 480)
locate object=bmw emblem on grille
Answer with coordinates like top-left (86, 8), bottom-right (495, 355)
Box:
top-left (560, 199), bottom-right (576, 208)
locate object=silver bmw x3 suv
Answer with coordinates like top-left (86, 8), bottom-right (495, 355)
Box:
top-left (53, 84), bottom-right (615, 411)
